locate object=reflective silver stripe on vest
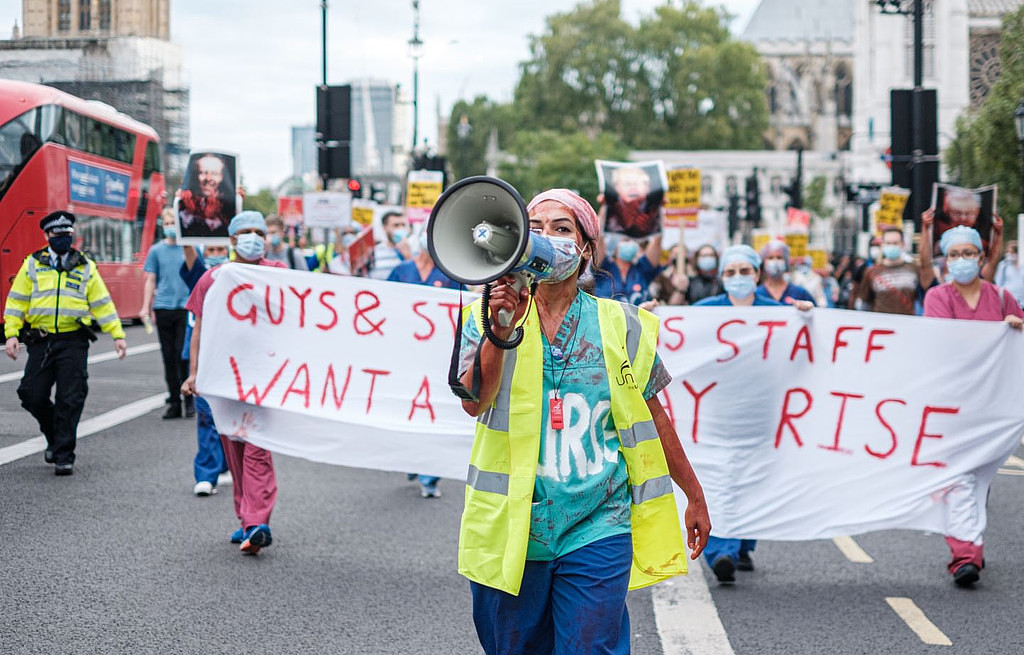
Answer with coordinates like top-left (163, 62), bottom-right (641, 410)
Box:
top-left (619, 418), bottom-right (659, 448)
top-left (28, 289), bottom-right (58, 299)
top-left (96, 312), bottom-right (118, 326)
top-left (631, 474), bottom-right (673, 505)
top-left (6, 308), bottom-right (25, 319)
top-left (467, 464), bottom-right (509, 495)
top-left (620, 302), bottom-right (641, 363)
top-left (7, 291), bottom-right (30, 302)
top-left (27, 258), bottom-right (38, 294)
top-left (89, 295), bottom-right (112, 309)
top-left (80, 260), bottom-right (92, 286)
top-left (29, 307), bottom-right (91, 318)
top-left (477, 346), bottom-right (518, 432)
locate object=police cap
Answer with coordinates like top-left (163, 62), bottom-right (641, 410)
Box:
top-left (40, 211), bottom-right (76, 234)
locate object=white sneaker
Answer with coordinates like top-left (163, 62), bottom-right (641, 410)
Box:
top-left (217, 471), bottom-right (233, 486)
top-left (193, 481), bottom-right (215, 496)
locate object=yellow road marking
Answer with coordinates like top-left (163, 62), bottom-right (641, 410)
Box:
top-left (885, 597), bottom-right (952, 646)
top-left (832, 536), bottom-right (874, 563)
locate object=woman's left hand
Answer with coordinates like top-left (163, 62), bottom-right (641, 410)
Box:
top-left (684, 496), bottom-right (712, 560)
top-left (793, 300), bottom-right (814, 312)
top-left (1005, 314), bottom-right (1023, 330)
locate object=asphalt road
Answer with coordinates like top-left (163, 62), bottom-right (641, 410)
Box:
top-left (1, 324), bottom-right (1022, 653)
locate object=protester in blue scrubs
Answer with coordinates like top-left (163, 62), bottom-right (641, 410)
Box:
top-left (695, 245), bottom-right (811, 583)
top-left (758, 240), bottom-right (815, 305)
top-left (388, 231), bottom-right (460, 497)
top-left (593, 233), bottom-right (663, 305)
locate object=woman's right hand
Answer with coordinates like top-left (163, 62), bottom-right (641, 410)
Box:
top-left (181, 375), bottom-right (197, 397)
top-left (487, 276), bottom-right (530, 338)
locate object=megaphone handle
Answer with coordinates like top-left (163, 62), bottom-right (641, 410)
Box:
top-left (496, 277), bottom-right (525, 328)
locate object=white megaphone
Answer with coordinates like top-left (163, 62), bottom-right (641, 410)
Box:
top-left (427, 176), bottom-right (556, 349)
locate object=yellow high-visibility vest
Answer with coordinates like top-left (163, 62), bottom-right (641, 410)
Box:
top-left (458, 294), bottom-right (687, 595)
top-left (3, 249), bottom-right (125, 340)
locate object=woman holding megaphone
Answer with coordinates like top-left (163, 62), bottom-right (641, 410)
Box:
top-left (454, 188), bottom-right (711, 655)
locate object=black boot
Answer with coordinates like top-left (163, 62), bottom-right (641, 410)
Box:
top-left (162, 400), bottom-right (183, 419)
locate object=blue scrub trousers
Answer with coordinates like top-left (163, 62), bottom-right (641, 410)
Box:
top-left (703, 535), bottom-right (757, 566)
top-left (470, 533), bottom-right (632, 655)
top-left (193, 396), bottom-right (228, 484)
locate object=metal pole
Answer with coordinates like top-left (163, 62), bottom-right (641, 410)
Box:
top-left (410, 0), bottom-right (422, 154)
top-left (910, 0), bottom-right (924, 225)
top-left (321, 1), bottom-right (328, 86)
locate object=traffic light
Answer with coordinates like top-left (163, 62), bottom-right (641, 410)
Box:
top-left (317, 85), bottom-right (352, 181)
top-left (369, 181), bottom-right (388, 204)
top-left (727, 193), bottom-right (740, 238)
top-left (745, 173), bottom-right (761, 227)
top-left (347, 178), bottom-right (362, 198)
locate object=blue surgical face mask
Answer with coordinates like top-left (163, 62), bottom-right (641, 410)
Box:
top-left (543, 236), bottom-right (583, 283)
top-left (616, 240), bottom-right (639, 262)
top-left (48, 234), bottom-right (73, 255)
top-left (270, 234), bottom-right (282, 248)
top-left (697, 255), bottom-right (717, 273)
top-left (390, 228), bottom-right (409, 245)
top-left (205, 255), bottom-right (228, 267)
top-left (234, 233), bottom-right (266, 260)
top-left (948, 257), bottom-right (980, 284)
top-left (724, 274), bottom-right (757, 299)
top-left (882, 245), bottom-right (902, 261)
top-left (163, 226), bottom-right (178, 240)
top-left (764, 259), bottom-right (787, 278)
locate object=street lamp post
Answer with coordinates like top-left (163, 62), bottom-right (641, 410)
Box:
top-left (1015, 96), bottom-right (1024, 214)
top-left (409, 0), bottom-right (423, 155)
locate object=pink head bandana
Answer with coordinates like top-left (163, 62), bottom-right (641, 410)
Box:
top-left (527, 189), bottom-right (600, 241)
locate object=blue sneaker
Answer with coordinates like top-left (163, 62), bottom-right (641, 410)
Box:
top-left (230, 527), bottom-right (245, 544)
top-left (240, 524), bottom-right (272, 554)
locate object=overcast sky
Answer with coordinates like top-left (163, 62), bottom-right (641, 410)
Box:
top-left (0, 0), bottom-right (761, 189)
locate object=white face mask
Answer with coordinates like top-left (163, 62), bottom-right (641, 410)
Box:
top-left (542, 236), bottom-right (584, 283)
top-left (234, 233), bottom-right (266, 260)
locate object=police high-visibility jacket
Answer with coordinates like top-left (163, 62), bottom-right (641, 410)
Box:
top-left (458, 295), bottom-right (687, 596)
top-left (3, 248), bottom-right (125, 340)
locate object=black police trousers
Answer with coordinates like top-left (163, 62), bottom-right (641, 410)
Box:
top-left (17, 337), bottom-right (90, 466)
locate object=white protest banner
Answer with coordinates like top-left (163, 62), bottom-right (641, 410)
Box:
top-left (196, 267), bottom-right (1024, 543)
top-left (653, 305), bottom-right (1024, 542)
top-left (302, 191), bottom-right (352, 228)
top-left (660, 209), bottom-right (728, 255)
top-left (196, 263), bottom-right (475, 480)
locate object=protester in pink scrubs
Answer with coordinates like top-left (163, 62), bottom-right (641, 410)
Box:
top-left (923, 225), bottom-right (1023, 586)
top-left (182, 211), bottom-right (287, 555)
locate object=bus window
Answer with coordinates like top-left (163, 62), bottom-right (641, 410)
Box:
top-left (77, 215), bottom-right (134, 263)
top-left (0, 108), bottom-right (40, 196)
top-left (82, 116), bottom-right (135, 165)
top-left (144, 140), bottom-right (161, 176)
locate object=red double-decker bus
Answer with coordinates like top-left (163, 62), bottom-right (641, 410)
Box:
top-left (0, 79), bottom-right (166, 320)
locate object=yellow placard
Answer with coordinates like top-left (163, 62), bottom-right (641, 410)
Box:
top-left (784, 232), bottom-right (809, 258)
top-left (875, 187), bottom-right (910, 235)
top-left (665, 168), bottom-right (701, 221)
top-left (809, 248), bottom-right (828, 271)
top-left (751, 230), bottom-right (772, 254)
top-left (352, 204), bottom-right (374, 226)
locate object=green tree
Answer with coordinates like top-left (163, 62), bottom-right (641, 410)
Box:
top-left (804, 175), bottom-right (830, 219)
top-left (446, 96), bottom-right (519, 181)
top-left (242, 187), bottom-right (277, 217)
top-left (498, 129), bottom-right (629, 203)
top-left (512, 0), bottom-right (768, 149)
top-left (948, 5), bottom-right (1024, 236)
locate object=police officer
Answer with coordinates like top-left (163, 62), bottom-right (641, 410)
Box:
top-left (4, 211), bottom-right (127, 475)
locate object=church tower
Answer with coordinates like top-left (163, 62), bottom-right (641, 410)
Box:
top-left (21, 0), bottom-right (170, 40)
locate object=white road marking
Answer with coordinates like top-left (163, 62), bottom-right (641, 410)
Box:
top-left (885, 597), bottom-right (952, 646)
top-left (0, 393), bottom-right (166, 466)
top-left (998, 455), bottom-right (1024, 476)
top-left (832, 536), bottom-right (875, 563)
top-left (653, 562), bottom-right (735, 655)
top-left (0, 342), bottom-right (161, 384)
